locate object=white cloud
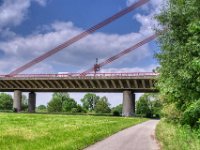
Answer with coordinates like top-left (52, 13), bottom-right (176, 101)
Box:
top-left (33, 0), bottom-right (48, 7)
top-left (0, 21), bottom-right (153, 74)
top-left (0, 0), bottom-right (48, 31)
top-left (127, 0), bottom-right (165, 34)
top-left (0, 0), bottom-right (30, 28)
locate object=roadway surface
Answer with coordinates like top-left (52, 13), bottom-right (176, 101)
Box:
top-left (84, 120), bottom-right (160, 150)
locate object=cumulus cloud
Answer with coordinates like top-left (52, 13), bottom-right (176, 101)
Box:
top-left (33, 0), bottom-right (48, 7)
top-left (127, 0), bottom-right (165, 34)
top-left (0, 21), bottom-right (152, 74)
top-left (0, 0), bottom-right (48, 30)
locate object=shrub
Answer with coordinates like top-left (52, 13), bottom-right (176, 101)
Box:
top-left (162, 103), bottom-right (182, 122)
top-left (111, 104), bottom-right (122, 116)
top-left (181, 100), bottom-right (200, 127)
top-left (0, 93), bottom-right (13, 110)
top-left (112, 110), bottom-right (120, 116)
top-left (71, 108), bottom-right (78, 113)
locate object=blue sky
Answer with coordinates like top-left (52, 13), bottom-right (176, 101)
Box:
top-left (0, 0), bottom-right (164, 106)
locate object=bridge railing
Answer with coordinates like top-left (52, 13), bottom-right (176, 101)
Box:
top-left (0, 72), bottom-right (158, 78)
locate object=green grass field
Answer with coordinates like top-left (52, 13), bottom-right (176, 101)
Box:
top-left (156, 119), bottom-right (200, 150)
top-left (0, 113), bottom-right (148, 150)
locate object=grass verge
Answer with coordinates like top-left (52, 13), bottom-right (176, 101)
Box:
top-left (156, 119), bottom-right (200, 150)
top-left (0, 113), bottom-right (148, 150)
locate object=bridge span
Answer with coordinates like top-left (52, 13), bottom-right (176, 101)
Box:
top-left (0, 72), bottom-right (158, 116)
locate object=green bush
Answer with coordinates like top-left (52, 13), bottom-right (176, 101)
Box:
top-left (162, 103), bottom-right (182, 122)
top-left (71, 108), bottom-right (78, 113)
top-left (181, 100), bottom-right (200, 127)
top-left (112, 104), bottom-right (122, 116)
top-left (156, 119), bottom-right (200, 150)
top-left (112, 110), bottom-right (120, 116)
top-left (0, 93), bottom-right (13, 110)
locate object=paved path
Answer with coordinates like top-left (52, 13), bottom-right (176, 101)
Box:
top-left (84, 120), bottom-right (160, 150)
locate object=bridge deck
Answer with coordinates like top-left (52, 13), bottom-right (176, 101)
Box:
top-left (0, 73), bottom-right (158, 93)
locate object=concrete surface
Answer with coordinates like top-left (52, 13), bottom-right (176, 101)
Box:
top-left (84, 120), bottom-right (160, 150)
top-left (122, 91), bottom-right (135, 117)
top-left (28, 92), bottom-right (36, 113)
top-left (13, 90), bottom-right (22, 112)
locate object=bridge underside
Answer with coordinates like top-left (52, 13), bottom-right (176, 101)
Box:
top-left (0, 77), bottom-right (158, 93)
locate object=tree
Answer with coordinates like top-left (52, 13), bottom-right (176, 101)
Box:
top-left (47, 93), bottom-right (77, 112)
top-left (136, 94), bottom-right (152, 118)
top-left (112, 104), bottom-right (123, 116)
top-left (37, 105), bottom-right (47, 112)
top-left (94, 96), bottom-right (111, 113)
top-left (0, 93), bottom-right (13, 110)
top-left (156, 0), bottom-right (200, 107)
top-left (156, 0), bottom-right (200, 124)
top-left (62, 97), bottom-right (77, 112)
top-left (21, 95), bottom-right (28, 111)
top-left (136, 93), bottom-right (162, 118)
top-left (151, 94), bottom-right (164, 118)
top-left (47, 96), bottom-right (63, 112)
top-left (81, 93), bottom-right (100, 111)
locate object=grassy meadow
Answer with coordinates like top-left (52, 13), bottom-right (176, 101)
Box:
top-left (156, 119), bottom-right (200, 150)
top-left (0, 113), bottom-right (148, 150)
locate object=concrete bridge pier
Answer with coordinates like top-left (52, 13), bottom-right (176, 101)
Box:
top-left (122, 91), bottom-right (135, 117)
top-left (28, 92), bottom-right (36, 113)
top-left (13, 90), bottom-right (22, 112)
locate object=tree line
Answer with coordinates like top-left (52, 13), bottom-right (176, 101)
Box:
top-left (46, 93), bottom-right (111, 114)
top-left (0, 93), bottom-right (113, 114)
top-left (0, 92), bottom-right (163, 117)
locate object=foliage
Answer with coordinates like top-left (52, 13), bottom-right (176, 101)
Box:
top-left (37, 105), bottom-right (47, 112)
top-left (71, 108), bottom-right (78, 113)
top-left (62, 97), bottom-right (77, 112)
top-left (152, 98), bottom-right (163, 118)
top-left (112, 110), bottom-right (120, 116)
top-left (81, 93), bottom-right (100, 111)
top-left (76, 104), bottom-right (86, 113)
top-left (47, 93), bottom-right (77, 112)
top-left (94, 96), bottom-right (111, 113)
top-left (136, 94), bottom-right (152, 117)
top-left (21, 95), bottom-right (28, 111)
top-left (162, 103), bottom-right (182, 122)
top-left (0, 113), bottom-right (148, 150)
top-left (112, 104), bottom-right (123, 116)
top-left (156, 0), bottom-right (200, 125)
top-left (181, 100), bottom-right (200, 127)
top-left (0, 93), bottom-right (13, 110)
top-left (136, 93), bottom-right (162, 118)
top-left (156, 119), bottom-right (200, 150)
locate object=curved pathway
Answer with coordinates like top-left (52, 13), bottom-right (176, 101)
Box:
top-left (84, 120), bottom-right (160, 150)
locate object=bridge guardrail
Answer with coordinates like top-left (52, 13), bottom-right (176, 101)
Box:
top-left (0, 72), bottom-right (159, 78)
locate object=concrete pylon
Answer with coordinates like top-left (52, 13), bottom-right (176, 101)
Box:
top-left (28, 92), bottom-right (36, 113)
top-left (13, 90), bottom-right (22, 112)
top-left (122, 91), bottom-right (135, 117)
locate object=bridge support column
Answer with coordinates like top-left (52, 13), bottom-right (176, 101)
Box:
top-left (28, 92), bottom-right (36, 113)
top-left (13, 90), bottom-right (22, 112)
top-left (122, 91), bottom-right (135, 117)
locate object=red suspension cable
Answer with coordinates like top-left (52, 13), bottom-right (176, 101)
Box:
top-left (8, 0), bottom-right (149, 76)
